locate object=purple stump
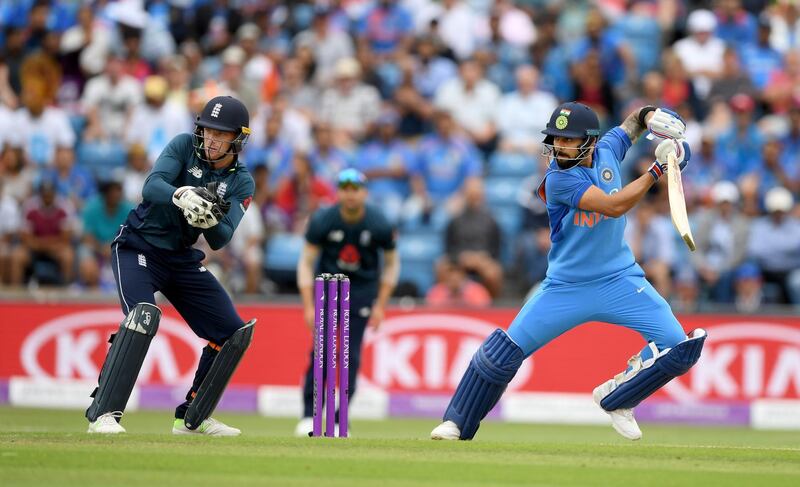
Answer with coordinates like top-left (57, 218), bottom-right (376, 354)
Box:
top-left (312, 276), bottom-right (326, 437)
top-left (338, 276), bottom-right (350, 438)
top-left (325, 278), bottom-right (339, 437)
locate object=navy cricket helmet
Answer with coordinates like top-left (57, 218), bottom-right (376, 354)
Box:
top-left (193, 95), bottom-right (251, 162)
top-left (541, 102), bottom-right (600, 168)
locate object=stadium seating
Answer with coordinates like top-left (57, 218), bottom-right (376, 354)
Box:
top-left (76, 141), bottom-right (127, 178)
top-left (488, 152), bottom-right (538, 178)
top-left (264, 232), bottom-right (304, 288)
top-left (397, 230), bottom-right (443, 296)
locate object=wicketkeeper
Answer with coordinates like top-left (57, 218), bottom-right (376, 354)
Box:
top-left (86, 96), bottom-right (256, 436)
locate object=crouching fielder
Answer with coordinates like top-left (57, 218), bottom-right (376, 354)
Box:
top-left (431, 102), bottom-right (706, 441)
top-left (86, 96), bottom-right (256, 436)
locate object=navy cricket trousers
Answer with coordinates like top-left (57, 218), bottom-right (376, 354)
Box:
top-left (110, 225), bottom-right (245, 418)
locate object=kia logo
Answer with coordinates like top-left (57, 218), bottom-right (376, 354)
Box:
top-left (360, 314), bottom-right (533, 392)
top-left (664, 323), bottom-right (800, 402)
top-left (21, 310), bottom-right (205, 384)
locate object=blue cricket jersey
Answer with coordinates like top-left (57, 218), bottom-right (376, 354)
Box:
top-left (537, 127), bottom-right (639, 283)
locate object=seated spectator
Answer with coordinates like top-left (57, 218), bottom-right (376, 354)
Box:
top-left (715, 0), bottom-right (757, 48)
top-left (440, 179), bottom-right (503, 297)
top-left (357, 0), bottom-right (414, 57)
top-left (716, 94), bottom-right (765, 179)
top-left (16, 78), bottom-right (76, 168)
top-left (673, 9), bottom-right (725, 99)
top-left (0, 144), bottom-right (35, 203)
top-left (495, 65), bottom-right (558, 155)
top-left (216, 45), bottom-right (261, 113)
top-left (763, 50), bottom-right (800, 114)
top-left (81, 54), bottom-right (142, 141)
top-left (747, 187), bottom-right (800, 304)
top-left (434, 0), bottom-right (488, 61)
top-left (308, 122), bottom-right (352, 187)
top-left (767, 0), bottom-right (800, 53)
top-left (782, 96), bottom-right (800, 163)
top-left (246, 110), bottom-right (294, 186)
top-left (0, 179), bottom-right (22, 284)
top-left (408, 108), bottom-right (482, 227)
top-left (125, 75), bottom-right (192, 163)
top-left (426, 256), bottom-right (492, 308)
top-left (571, 49), bottom-right (615, 123)
top-left (293, 7), bottom-right (355, 87)
top-left (282, 58), bottom-right (319, 119)
top-left (756, 138), bottom-right (799, 196)
top-left (10, 178), bottom-right (76, 286)
top-left (683, 131), bottom-right (727, 206)
top-left (318, 58), bottom-right (381, 143)
top-left (708, 47), bottom-right (757, 105)
top-left (690, 181), bottom-right (750, 303)
top-left (354, 109), bottom-right (413, 225)
top-left (78, 178), bottom-right (134, 289)
top-left (734, 262), bottom-right (763, 313)
top-left (434, 58), bottom-right (500, 156)
top-left (660, 49), bottom-right (704, 118)
top-left (739, 15), bottom-right (784, 92)
top-left (412, 35), bottom-right (459, 100)
top-left (228, 195), bottom-right (266, 295)
top-left (122, 144), bottom-right (150, 204)
top-left (47, 147), bottom-right (95, 210)
top-left (570, 8), bottom-right (636, 91)
top-left (274, 152), bottom-right (336, 234)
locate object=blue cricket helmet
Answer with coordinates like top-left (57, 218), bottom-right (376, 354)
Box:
top-left (541, 101), bottom-right (600, 146)
top-left (193, 96), bottom-right (251, 163)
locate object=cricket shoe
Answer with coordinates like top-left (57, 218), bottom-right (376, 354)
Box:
top-left (87, 411), bottom-right (126, 434)
top-left (593, 380), bottom-right (642, 441)
top-left (172, 417), bottom-right (241, 436)
top-left (430, 420), bottom-right (461, 440)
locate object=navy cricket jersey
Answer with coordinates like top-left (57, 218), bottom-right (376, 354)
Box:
top-left (305, 203), bottom-right (396, 292)
top-left (125, 134), bottom-right (255, 251)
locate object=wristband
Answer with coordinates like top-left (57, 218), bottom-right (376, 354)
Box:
top-left (638, 106), bottom-right (657, 127)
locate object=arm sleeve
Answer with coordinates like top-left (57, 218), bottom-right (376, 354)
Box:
top-left (545, 170), bottom-right (592, 208)
top-left (304, 210), bottom-right (327, 245)
top-left (202, 175), bottom-right (255, 250)
top-left (141, 135), bottom-right (187, 204)
top-left (595, 127), bottom-right (632, 166)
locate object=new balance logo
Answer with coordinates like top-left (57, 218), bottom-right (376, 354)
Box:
top-left (210, 103), bottom-right (223, 118)
top-left (199, 266), bottom-right (207, 272)
top-left (188, 166), bottom-right (203, 178)
top-left (138, 254), bottom-right (147, 267)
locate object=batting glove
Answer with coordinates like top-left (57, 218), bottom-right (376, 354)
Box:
top-left (649, 138), bottom-right (691, 181)
top-left (647, 108), bottom-right (686, 140)
top-left (182, 207), bottom-right (220, 229)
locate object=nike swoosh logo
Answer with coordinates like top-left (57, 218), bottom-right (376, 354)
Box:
top-left (636, 287), bottom-right (646, 293)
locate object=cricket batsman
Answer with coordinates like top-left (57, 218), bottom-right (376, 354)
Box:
top-left (86, 96), bottom-right (256, 436)
top-left (431, 102), bottom-right (706, 441)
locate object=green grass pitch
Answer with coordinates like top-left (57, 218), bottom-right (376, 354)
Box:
top-left (1, 407), bottom-right (798, 487)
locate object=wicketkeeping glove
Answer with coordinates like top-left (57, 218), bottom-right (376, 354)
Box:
top-left (646, 108), bottom-right (686, 140)
top-left (173, 183), bottom-right (231, 229)
top-left (648, 138), bottom-right (691, 181)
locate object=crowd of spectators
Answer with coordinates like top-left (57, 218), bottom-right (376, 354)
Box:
top-left (0, 0), bottom-right (799, 313)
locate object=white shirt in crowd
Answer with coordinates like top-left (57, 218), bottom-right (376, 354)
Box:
top-left (125, 100), bottom-right (192, 163)
top-left (495, 89), bottom-right (558, 148)
top-left (14, 106), bottom-right (76, 167)
top-left (673, 35), bottom-right (725, 99)
top-left (434, 78), bottom-right (500, 134)
top-left (318, 84), bottom-right (381, 136)
top-left (81, 74), bottom-right (143, 139)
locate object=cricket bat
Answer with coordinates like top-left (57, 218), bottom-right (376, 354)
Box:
top-left (667, 152), bottom-right (696, 251)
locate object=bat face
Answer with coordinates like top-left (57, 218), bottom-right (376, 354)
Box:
top-left (667, 152), bottom-right (697, 251)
